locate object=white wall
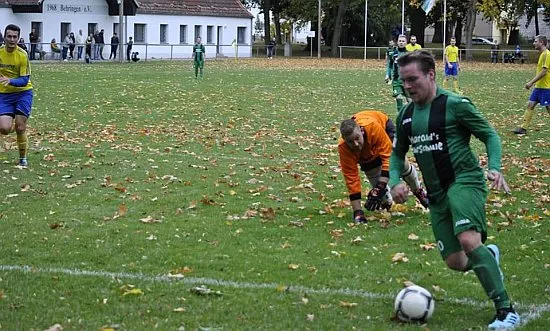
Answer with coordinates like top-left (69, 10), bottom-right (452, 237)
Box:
top-left (1, 0), bottom-right (252, 59)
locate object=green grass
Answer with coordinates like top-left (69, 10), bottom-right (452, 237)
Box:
top-left (0, 58), bottom-right (548, 330)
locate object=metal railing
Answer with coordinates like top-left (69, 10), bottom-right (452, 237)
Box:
top-left (337, 45), bottom-right (538, 63)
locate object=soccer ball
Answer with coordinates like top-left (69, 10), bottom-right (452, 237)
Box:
top-left (394, 285), bottom-right (435, 322)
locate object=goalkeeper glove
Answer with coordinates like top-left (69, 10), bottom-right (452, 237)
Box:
top-left (365, 182), bottom-right (388, 211)
top-left (353, 209), bottom-right (367, 223)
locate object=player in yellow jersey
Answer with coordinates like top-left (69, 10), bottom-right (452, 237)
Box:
top-left (443, 37), bottom-right (461, 93)
top-left (0, 24), bottom-right (33, 167)
top-left (513, 35), bottom-right (550, 135)
top-left (405, 35), bottom-right (422, 52)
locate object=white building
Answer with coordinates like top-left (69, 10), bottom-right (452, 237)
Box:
top-left (0, 0), bottom-right (254, 59)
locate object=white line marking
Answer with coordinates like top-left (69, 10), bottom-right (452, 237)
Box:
top-left (1, 264), bottom-right (547, 327)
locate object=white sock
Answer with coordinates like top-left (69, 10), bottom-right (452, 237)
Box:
top-left (402, 164), bottom-right (421, 191)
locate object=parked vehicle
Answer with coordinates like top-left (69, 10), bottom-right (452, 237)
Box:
top-left (472, 37), bottom-right (496, 45)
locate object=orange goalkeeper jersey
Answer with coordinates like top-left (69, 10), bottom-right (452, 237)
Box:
top-left (338, 110), bottom-right (393, 197)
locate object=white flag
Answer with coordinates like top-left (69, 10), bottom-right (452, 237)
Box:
top-left (422, 0), bottom-right (436, 14)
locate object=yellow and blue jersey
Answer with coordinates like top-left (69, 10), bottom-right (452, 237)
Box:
top-left (406, 43), bottom-right (422, 52)
top-left (445, 45), bottom-right (459, 63)
top-left (0, 45), bottom-right (32, 93)
top-left (535, 49), bottom-right (550, 89)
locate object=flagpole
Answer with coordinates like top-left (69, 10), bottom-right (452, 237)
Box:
top-left (443, 0), bottom-right (447, 63)
top-left (401, 0), bottom-right (405, 34)
top-left (318, 0), bottom-right (321, 59)
top-left (364, 0), bottom-right (367, 60)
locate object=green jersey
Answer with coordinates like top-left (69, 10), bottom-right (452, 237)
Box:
top-left (193, 43), bottom-right (205, 62)
top-left (385, 46), bottom-right (395, 77)
top-left (386, 47), bottom-right (408, 82)
top-left (389, 88), bottom-right (502, 203)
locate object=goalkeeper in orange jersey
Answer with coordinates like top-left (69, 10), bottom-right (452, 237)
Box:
top-left (338, 110), bottom-right (429, 223)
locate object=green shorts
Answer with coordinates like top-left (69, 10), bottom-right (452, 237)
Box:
top-left (429, 183), bottom-right (488, 259)
top-left (194, 60), bottom-right (204, 69)
top-left (391, 80), bottom-right (406, 98)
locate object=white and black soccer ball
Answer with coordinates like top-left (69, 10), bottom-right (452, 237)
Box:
top-left (394, 285), bottom-right (435, 322)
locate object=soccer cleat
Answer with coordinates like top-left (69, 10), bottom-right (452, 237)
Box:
top-left (488, 308), bottom-right (520, 330)
top-left (512, 127), bottom-right (527, 135)
top-left (487, 244), bottom-right (504, 281)
top-left (413, 188), bottom-right (429, 209)
top-left (18, 158), bottom-right (28, 168)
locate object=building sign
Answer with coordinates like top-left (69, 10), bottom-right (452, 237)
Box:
top-left (45, 3), bottom-right (96, 14)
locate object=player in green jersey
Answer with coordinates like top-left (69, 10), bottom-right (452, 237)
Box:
top-left (389, 50), bottom-right (520, 330)
top-left (384, 40), bottom-right (395, 84)
top-left (386, 35), bottom-right (409, 112)
top-left (192, 36), bottom-right (205, 78)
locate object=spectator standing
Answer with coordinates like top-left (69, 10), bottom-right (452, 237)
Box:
top-left (98, 29), bottom-right (105, 60)
top-left (267, 38), bottom-right (276, 59)
top-left (93, 30), bottom-right (100, 59)
top-left (76, 29), bottom-right (84, 60)
top-left (62, 33), bottom-right (70, 61)
top-left (29, 29), bottom-right (38, 60)
top-left (126, 36), bottom-right (133, 62)
top-left (85, 34), bottom-right (92, 63)
top-left (68, 32), bottom-right (75, 59)
top-left (110, 33), bottom-right (119, 60)
top-left (490, 44), bottom-right (499, 64)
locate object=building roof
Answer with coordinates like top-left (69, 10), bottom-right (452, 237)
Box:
top-left (4, 0), bottom-right (252, 18)
top-left (136, 0), bottom-right (252, 18)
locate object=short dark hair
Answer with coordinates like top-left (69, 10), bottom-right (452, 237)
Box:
top-left (397, 50), bottom-right (436, 75)
top-left (340, 119), bottom-right (358, 138)
top-left (4, 24), bottom-right (21, 38)
top-left (535, 35), bottom-right (547, 46)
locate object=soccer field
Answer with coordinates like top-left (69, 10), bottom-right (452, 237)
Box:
top-left (0, 58), bottom-right (548, 330)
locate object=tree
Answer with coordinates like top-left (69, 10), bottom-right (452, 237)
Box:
top-left (477, 0), bottom-right (524, 45)
top-left (254, 14), bottom-right (264, 39)
top-left (463, 0), bottom-right (478, 60)
top-left (331, 0), bottom-right (351, 56)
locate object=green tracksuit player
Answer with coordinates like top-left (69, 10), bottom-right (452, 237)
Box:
top-left (193, 36), bottom-right (205, 78)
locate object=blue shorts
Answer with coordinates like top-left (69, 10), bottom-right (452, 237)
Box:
top-left (0, 90), bottom-right (33, 118)
top-left (444, 62), bottom-right (458, 76)
top-left (529, 88), bottom-right (550, 106)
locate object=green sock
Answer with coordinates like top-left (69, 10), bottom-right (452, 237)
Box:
top-left (467, 245), bottom-right (511, 310)
top-left (195, 66), bottom-right (198, 77)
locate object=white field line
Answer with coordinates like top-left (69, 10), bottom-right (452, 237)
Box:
top-left (1, 264), bottom-right (548, 326)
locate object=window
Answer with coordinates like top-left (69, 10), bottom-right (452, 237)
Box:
top-left (113, 23), bottom-right (119, 35)
top-left (134, 23), bottom-right (146, 43)
top-left (194, 25), bottom-right (202, 39)
top-left (160, 24), bottom-right (168, 44)
top-left (237, 27), bottom-right (246, 44)
top-left (88, 23), bottom-right (97, 37)
top-left (207, 26), bottom-right (214, 44)
top-left (61, 22), bottom-right (71, 42)
top-left (179, 25), bottom-right (187, 44)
